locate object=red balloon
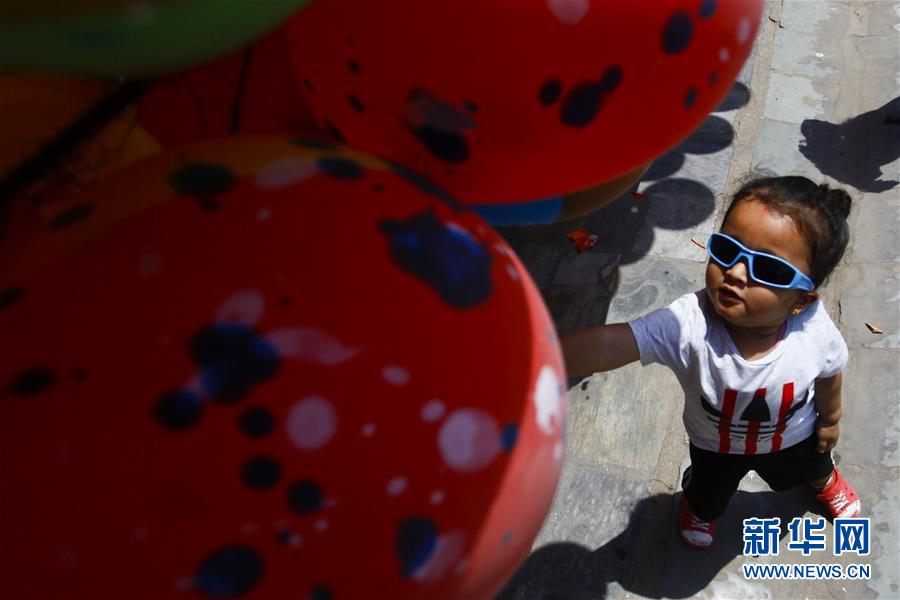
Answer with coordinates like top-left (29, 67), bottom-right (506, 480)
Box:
top-left (0, 136), bottom-right (566, 599)
top-left (285, 0), bottom-right (764, 204)
top-left (139, 25), bottom-right (319, 148)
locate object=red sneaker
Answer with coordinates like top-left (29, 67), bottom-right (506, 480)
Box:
top-left (814, 467), bottom-right (861, 519)
top-left (679, 497), bottom-right (715, 549)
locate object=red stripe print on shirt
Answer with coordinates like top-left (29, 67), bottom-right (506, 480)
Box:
top-left (719, 389), bottom-right (738, 453)
top-left (770, 382), bottom-right (795, 452)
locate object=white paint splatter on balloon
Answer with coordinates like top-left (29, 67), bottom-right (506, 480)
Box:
top-left (421, 399), bottom-right (446, 422)
top-left (255, 157), bottom-right (318, 189)
top-left (547, 0), bottom-right (590, 25)
top-left (217, 290), bottom-right (264, 324)
top-left (266, 327), bottom-right (362, 365)
top-left (382, 366), bottom-right (410, 385)
top-left (286, 396), bottom-right (337, 451)
top-left (438, 408), bottom-right (502, 472)
top-left (737, 17), bottom-right (752, 44)
top-left (386, 476), bottom-right (408, 496)
top-left (534, 366), bottom-right (564, 435)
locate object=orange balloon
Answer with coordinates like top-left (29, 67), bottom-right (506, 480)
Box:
top-left (0, 75), bottom-right (159, 200)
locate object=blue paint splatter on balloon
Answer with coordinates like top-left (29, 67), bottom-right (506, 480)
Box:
top-left (240, 455), bottom-right (283, 490)
top-left (154, 388), bottom-right (204, 430)
top-left (539, 79), bottom-right (563, 106)
top-left (413, 127), bottom-right (470, 163)
top-left (189, 323), bottom-right (280, 405)
top-left (195, 545), bottom-right (264, 597)
top-left (699, 0), bottom-right (717, 19)
top-left (287, 479), bottom-right (324, 514)
top-left (396, 518), bottom-right (438, 577)
top-left (6, 366), bottom-right (56, 397)
top-left (662, 11), bottom-right (693, 54)
top-left (379, 210), bottom-right (493, 309)
top-left (238, 406), bottom-right (275, 438)
top-left (560, 66), bottom-right (623, 128)
top-left (501, 423), bottom-right (519, 451)
top-left (684, 87), bottom-right (698, 109)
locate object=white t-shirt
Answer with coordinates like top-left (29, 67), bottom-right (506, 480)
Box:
top-left (628, 291), bottom-right (848, 455)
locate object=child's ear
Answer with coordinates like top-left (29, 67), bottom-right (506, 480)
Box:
top-left (791, 291), bottom-right (819, 315)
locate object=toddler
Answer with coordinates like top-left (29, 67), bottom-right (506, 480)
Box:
top-left (562, 176), bottom-right (861, 548)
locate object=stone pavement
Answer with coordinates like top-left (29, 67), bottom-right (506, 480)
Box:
top-left (496, 1), bottom-right (900, 598)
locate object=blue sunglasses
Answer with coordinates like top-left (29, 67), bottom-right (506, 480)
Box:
top-left (707, 232), bottom-right (815, 291)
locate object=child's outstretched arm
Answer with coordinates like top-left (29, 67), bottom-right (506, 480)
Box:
top-left (560, 323), bottom-right (640, 378)
top-left (814, 372), bottom-right (843, 453)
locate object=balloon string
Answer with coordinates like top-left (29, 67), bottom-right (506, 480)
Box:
top-left (0, 79), bottom-right (152, 209)
top-left (230, 45), bottom-right (255, 134)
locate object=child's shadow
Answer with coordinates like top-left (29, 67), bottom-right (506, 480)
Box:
top-left (497, 487), bottom-right (823, 600)
top-left (799, 96), bottom-right (900, 193)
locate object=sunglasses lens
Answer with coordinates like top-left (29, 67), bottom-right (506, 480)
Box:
top-left (753, 256), bottom-right (796, 286)
top-left (709, 235), bottom-right (740, 264)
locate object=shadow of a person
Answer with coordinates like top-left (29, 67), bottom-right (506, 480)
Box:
top-left (497, 487), bottom-right (820, 600)
top-left (799, 96), bottom-right (900, 193)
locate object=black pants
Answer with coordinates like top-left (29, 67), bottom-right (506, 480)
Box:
top-left (684, 434), bottom-right (835, 522)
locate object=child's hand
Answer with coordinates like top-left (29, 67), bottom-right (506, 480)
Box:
top-left (815, 419), bottom-right (840, 453)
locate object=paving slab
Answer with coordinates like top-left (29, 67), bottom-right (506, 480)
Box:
top-left (503, 241), bottom-right (571, 292)
top-left (838, 262), bottom-right (900, 350)
top-left (779, 0), bottom-right (851, 35)
top-left (772, 28), bottom-right (839, 79)
top-left (565, 364), bottom-right (680, 473)
top-left (542, 284), bottom-right (616, 336)
top-left (851, 34), bottom-right (900, 79)
top-left (606, 257), bottom-right (706, 323)
top-left (847, 191), bottom-right (900, 264)
top-left (637, 145), bottom-right (733, 198)
top-left (763, 72), bottom-right (840, 125)
top-left (497, 464), bottom-right (652, 600)
top-left (845, 0), bottom-right (900, 36)
top-left (868, 466), bottom-right (900, 598)
top-left (839, 348), bottom-right (900, 468)
top-left (553, 252), bottom-right (621, 287)
top-left (752, 117), bottom-right (823, 178)
top-left (630, 193), bottom-right (719, 262)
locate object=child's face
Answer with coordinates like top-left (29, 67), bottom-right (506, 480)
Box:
top-left (705, 198), bottom-right (816, 331)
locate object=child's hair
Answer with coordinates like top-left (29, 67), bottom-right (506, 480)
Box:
top-left (723, 176), bottom-right (852, 288)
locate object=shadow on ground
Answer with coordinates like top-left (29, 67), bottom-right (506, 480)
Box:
top-left (497, 82), bottom-right (751, 336)
top-left (800, 96), bottom-right (900, 193)
top-left (498, 487), bottom-right (823, 600)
